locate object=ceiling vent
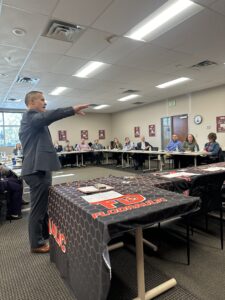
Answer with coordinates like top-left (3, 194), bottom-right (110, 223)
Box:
top-left (132, 102), bottom-right (145, 105)
top-left (191, 60), bottom-right (217, 68)
top-left (16, 76), bottom-right (40, 85)
top-left (6, 98), bottom-right (22, 102)
top-left (122, 89), bottom-right (140, 94)
top-left (43, 20), bottom-right (85, 43)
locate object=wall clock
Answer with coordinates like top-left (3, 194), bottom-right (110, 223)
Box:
top-left (194, 115), bottom-right (203, 125)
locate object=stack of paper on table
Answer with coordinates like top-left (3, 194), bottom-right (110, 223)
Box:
top-left (78, 184), bottom-right (114, 194)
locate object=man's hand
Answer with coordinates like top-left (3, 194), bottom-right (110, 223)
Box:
top-left (73, 104), bottom-right (89, 115)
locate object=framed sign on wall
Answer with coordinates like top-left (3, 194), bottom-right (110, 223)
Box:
top-left (216, 116), bottom-right (225, 132)
top-left (134, 126), bottom-right (140, 138)
top-left (58, 130), bottom-right (67, 141)
top-left (99, 129), bottom-right (105, 139)
top-left (149, 124), bottom-right (156, 137)
top-left (81, 130), bottom-right (88, 140)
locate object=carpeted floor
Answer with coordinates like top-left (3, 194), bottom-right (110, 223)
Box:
top-left (0, 167), bottom-right (225, 300)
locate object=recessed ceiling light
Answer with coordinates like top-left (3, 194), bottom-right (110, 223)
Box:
top-left (49, 87), bottom-right (69, 95)
top-left (73, 61), bottom-right (106, 78)
top-left (156, 77), bottom-right (191, 89)
top-left (125, 0), bottom-right (202, 42)
top-left (117, 94), bottom-right (141, 102)
top-left (12, 28), bottom-right (26, 36)
top-left (93, 104), bottom-right (109, 110)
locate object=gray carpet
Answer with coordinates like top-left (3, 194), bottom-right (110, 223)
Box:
top-left (0, 167), bottom-right (225, 300)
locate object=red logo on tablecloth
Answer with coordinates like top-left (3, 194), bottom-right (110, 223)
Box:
top-left (49, 218), bottom-right (67, 253)
top-left (91, 194), bottom-right (167, 219)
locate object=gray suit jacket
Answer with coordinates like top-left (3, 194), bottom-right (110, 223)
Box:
top-left (19, 107), bottom-right (75, 176)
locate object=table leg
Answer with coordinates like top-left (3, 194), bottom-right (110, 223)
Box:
top-left (159, 155), bottom-right (163, 171)
top-left (76, 153), bottom-right (80, 167)
top-left (135, 227), bottom-right (145, 300)
top-left (194, 156), bottom-right (197, 167)
top-left (81, 153), bottom-right (85, 166)
top-left (133, 227), bottom-right (177, 300)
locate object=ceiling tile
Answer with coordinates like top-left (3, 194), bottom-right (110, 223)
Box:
top-left (153, 9), bottom-right (225, 62)
top-left (23, 52), bottom-right (62, 72)
top-left (3, 0), bottom-right (58, 15)
top-left (66, 28), bottom-right (110, 59)
top-left (0, 45), bottom-right (29, 69)
top-left (116, 43), bottom-right (197, 73)
top-left (211, 0), bottom-right (225, 16)
top-left (94, 37), bottom-right (143, 64)
top-left (0, 5), bottom-right (48, 49)
top-left (52, 0), bottom-right (112, 26)
top-left (51, 56), bottom-right (86, 75)
top-left (34, 36), bottom-right (72, 54)
top-left (93, 0), bottom-right (167, 36)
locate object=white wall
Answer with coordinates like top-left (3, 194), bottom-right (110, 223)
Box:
top-left (1, 84), bottom-right (225, 152)
top-left (49, 113), bottom-right (112, 148)
top-left (111, 84), bottom-right (225, 149)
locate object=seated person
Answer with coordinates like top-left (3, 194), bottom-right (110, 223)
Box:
top-left (134, 136), bottom-right (152, 170)
top-left (202, 132), bottom-right (221, 163)
top-left (64, 140), bottom-right (74, 152)
top-left (0, 164), bottom-right (23, 220)
top-left (123, 137), bottom-right (135, 164)
top-left (112, 138), bottom-right (123, 166)
top-left (165, 134), bottom-right (182, 152)
top-left (54, 140), bottom-right (63, 152)
top-left (181, 134), bottom-right (199, 167)
top-left (123, 137), bottom-right (135, 151)
top-left (183, 134), bottom-right (199, 152)
top-left (92, 139), bottom-right (104, 165)
top-left (76, 139), bottom-right (91, 151)
top-left (63, 140), bottom-right (75, 166)
top-left (165, 134), bottom-right (183, 168)
top-left (13, 143), bottom-right (23, 156)
top-left (76, 139), bottom-right (92, 165)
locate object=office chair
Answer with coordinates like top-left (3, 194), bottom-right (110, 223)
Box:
top-left (188, 172), bottom-right (225, 249)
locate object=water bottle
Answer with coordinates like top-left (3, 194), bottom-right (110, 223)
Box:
top-left (194, 145), bottom-right (198, 152)
top-left (12, 156), bottom-right (16, 166)
top-left (176, 145), bottom-right (179, 152)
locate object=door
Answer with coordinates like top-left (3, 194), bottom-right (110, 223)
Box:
top-left (172, 114), bottom-right (188, 142)
top-left (161, 114), bottom-right (188, 149)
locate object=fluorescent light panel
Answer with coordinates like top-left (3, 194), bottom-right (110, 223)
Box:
top-left (74, 61), bottom-right (105, 78)
top-left (125, 0), bottom-right (202, 42)
top-left (117, 94), bottom-right (141, 102)
top-left (49, 87), bottom-right (69, 95)
top-left (93, 105), bottom-right (109, 110)
top-left (156, 77), bottom-right (191, 89)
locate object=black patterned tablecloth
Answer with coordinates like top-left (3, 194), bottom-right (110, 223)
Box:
top-left (144, 162), bottom-right (225, 194)
top-left (48, 175), bottom-right (199, 300)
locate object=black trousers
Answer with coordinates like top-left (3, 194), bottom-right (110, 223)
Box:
top-left (23, 171), bottom-right (52, 248)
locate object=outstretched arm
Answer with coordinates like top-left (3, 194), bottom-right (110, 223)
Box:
top-left (73, 104), bottom-right (89, 115)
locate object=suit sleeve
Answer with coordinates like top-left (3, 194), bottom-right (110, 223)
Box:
top-left (29, 107), bottom-right (75, 129)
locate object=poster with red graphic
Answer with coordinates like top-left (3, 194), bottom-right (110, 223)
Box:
top-left (99, 129), bottom-right (105, 139)
top-left (58, 130), bottom-right (67, 141)
top-left (134, 126), bottom-right (140, 138)
top-left (81, 130), bottom-right (88, 140)
top-left (216, 116), bottom-right (225, 132)
top-left (149, 124), bottom-right (156, 137)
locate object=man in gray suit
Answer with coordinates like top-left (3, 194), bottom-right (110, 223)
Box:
top-left (19, 91), bottom-right (88, 253)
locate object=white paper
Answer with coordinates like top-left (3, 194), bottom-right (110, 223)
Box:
top-left (202, 167), bottom-right (225, 172)
top-left (162, 172), bottom-right (200, 178)
top-left (82, 191), bottom-right (122, 203)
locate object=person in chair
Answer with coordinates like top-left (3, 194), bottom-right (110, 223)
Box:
top-left (134, 136), bottom-right (152, 170)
